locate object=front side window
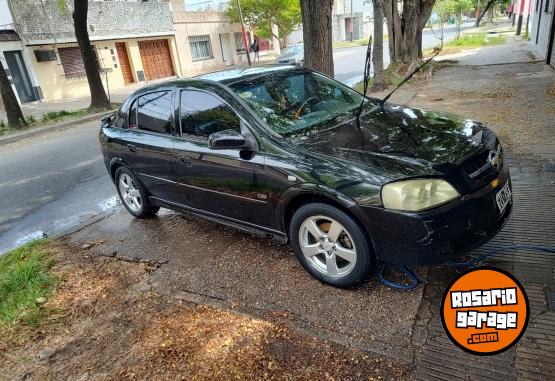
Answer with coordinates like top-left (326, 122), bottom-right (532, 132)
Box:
top-left (230, 69), bottom-right (365, 136)
top-left (180, 90), bottom-right (240, 139)
top-left (136, 91), bottom-right (173, 134)
top-left (189, 35), bottom-right (213, 61)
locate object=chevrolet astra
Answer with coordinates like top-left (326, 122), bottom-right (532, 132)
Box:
top-left (99, 65), bottom-right (512, 288)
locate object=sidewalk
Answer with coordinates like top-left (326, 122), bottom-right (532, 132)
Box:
top-left (374, 31), bottom-right (555, 379)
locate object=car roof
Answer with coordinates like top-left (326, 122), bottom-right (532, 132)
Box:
top-left (195, 64), bottom-right (297, 84)
top-left (127, 64), bottom-right (299, 100)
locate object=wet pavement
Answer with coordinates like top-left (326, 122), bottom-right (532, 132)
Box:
top-left (0, 121), bottom-right (119, 253)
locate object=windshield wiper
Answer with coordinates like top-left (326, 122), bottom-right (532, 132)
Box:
top-left (356, 36), bottom-right (373, 129)
top-left (380, 46), bottom-right (443, 107)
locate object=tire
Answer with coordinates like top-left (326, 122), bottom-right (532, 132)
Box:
top-left (114, 166), bottom-right (159, 219)
top-left (289, 203), bottom-right (375, 288)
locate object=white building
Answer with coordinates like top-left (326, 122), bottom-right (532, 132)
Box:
top-left (527, 0), bottom-right (555, 67)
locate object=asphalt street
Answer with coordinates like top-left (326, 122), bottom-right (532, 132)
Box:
top-left (0, 122), bottom-right (117, 252)
top-left (0, 23), bottom-right (474, 253)
top-left (335, 21), bottom-right (475, 86)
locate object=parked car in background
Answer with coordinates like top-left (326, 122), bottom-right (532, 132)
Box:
top-left (99, 65), bottom-right (512, 288)
top-left (276, 44), bottom-right (304, 65)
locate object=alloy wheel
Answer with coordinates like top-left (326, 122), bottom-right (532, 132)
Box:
top-left (118, 173), bottom-right (142, 212)
top-left (298, 215), bottom-right (357, 278)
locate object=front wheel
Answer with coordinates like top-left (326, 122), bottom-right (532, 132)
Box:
top-left (289, 203), bottom-right (375, 288)
top-left (115, 166), bottom-right (159, 219)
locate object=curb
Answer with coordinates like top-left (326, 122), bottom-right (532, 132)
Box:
top-left (0, 110), bottom-right (113, 147)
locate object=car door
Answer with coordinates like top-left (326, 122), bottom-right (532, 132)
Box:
top-left (172, 88), bottom-right (273, 228)
top-left (120, 90), bottom-right (177, 200)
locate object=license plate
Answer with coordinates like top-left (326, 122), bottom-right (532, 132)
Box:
top-left (495, 182), bottom-right (512, 213)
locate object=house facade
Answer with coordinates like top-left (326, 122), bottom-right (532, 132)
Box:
top-left (287, 0), bottom-right (373, 46)
top-left (333, 0), bottom-right (373, 42)
top-left (170, 0), bottom-right (252, 75)
top-left (0, 0), bottom-right (41, 104)
top-left (6, 0), bottom-right (180, 102)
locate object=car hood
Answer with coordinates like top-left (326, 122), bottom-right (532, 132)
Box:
top-left (291, 104), bottom-right (488, 182)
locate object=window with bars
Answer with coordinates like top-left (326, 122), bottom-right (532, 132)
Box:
top-left (234, 32), bottom-right (246, 53)
top-left (58, 47), bottom-right (86, 78)
top-left (189, 35), bottom-right (213, 61)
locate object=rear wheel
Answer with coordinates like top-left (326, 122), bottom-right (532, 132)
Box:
top-left (115, 166), bottom-right (159, 219)
top-left (290, 203), bottom-right (375, 288)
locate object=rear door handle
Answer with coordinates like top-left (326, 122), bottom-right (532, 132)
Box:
top-left (176, 154), bottom-right (192, 167)
top-left (127, 144), bottom-right (137, 153)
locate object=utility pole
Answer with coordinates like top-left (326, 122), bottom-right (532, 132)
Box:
top-left (476, 0), bottom-right (481, 27)
top-left (350, 0), bottom-right (354, 41)
top-left (236, 0), bottom-right (251, 66)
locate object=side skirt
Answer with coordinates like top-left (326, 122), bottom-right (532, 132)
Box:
top-left (150, 196), bottom-right (288, 244)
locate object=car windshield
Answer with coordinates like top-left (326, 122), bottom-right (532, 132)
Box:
top-left (281, 45), bottom-right (303, 56)
top-left (230, 69), bottom-right (366, 137)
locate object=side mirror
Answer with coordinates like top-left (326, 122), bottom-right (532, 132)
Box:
top-left (208, 129), bottom-right (249, 150)
top-left (101, 112), bottom-right (114, 126)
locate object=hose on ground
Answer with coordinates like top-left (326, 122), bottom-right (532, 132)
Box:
top-left (378, 244), bottom-right (555, 291)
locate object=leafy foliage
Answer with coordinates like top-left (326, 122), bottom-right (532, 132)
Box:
top-left (433, 0), bottom-right (474, 39)
top-left (226, 0), bottom-right (301, 48)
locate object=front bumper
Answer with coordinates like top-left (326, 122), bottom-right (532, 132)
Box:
top-left (360, 166), bottom-right (512, 265)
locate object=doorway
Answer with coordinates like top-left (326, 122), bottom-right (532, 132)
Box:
top-left (115, 42), bottom-right (134, 85)
top-left (3, 50), bottom-right (37, 103)
top-left (219, 34), bottom-right (232, 65)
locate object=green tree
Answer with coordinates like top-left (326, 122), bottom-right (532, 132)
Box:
top-left (300, 0), bottom-right (335, 76)
top-left (0, 61), bottom-right (27, 128)
top-left (384, 0), bottom-right (436, 65)
top-left (57, 0), bottom-right (111, 111)
top-left (226, 0), bottom-right (302, 49)
top-left (72, 0), bottom-right (111, 111)
top-left (433, 0), bottom-right (473, 39)
top-left (452, 0), bottom-right (473, 38)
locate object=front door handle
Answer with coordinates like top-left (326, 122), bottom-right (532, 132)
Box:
top-left (127, 144), bottom-right (137, 153)
top-left (176, 154), bottom-right (192, 167)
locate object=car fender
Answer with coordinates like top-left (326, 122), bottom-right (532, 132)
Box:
top-left (275, 183), bottom-right (372, 237)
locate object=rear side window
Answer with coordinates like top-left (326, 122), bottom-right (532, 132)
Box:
top-left (136, 91), bottom-right (173, 134)
top-left (180, 90), bottom-right (240, 139)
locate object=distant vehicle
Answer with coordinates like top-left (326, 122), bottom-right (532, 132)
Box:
top-left (276, 44), bottom-right (304, 65)
top-left (99, 65), bottom-right (512, 288)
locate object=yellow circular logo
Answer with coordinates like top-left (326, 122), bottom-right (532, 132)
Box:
top-left (441, 267), bottom-right (529, 355)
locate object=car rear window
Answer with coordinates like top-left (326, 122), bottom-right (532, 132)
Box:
top-left (136, 91), bottom-right (173, 134)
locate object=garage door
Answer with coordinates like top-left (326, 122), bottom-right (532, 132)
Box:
top-left (138, 39), bottom-right (175, 81)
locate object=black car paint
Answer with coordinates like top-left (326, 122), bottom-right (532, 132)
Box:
top-left (100, 66), bottom-right (512, 265)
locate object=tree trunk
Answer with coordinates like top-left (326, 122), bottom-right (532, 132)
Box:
top-left (383, 0), bottom-right (435, 65)
top-left (300, 0), bottom-right (334, 77)
top-left (371, 0), bottom-right (386, 91)
top-left (0, 62), bottom-right (27, 128)
top-left (476, 0), bottom-right (496, 27)
top-left (73, 0), bottom-right (110, 112)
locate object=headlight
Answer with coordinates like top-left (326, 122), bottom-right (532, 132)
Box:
top-left (381, 178), bottom-right (459, 211)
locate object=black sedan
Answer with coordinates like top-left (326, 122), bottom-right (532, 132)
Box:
top-left (99, 65), bottom-right (512, 288)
